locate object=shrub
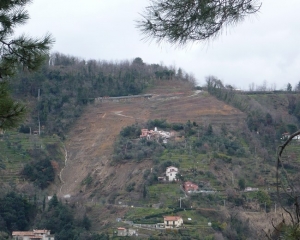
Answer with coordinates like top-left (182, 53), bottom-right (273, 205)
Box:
top-left (22, 158), bottom-right (55, 189)
top-left (120, 124), bottom-right (141, 138)
top-left (126, 182), bottom-right (136, 192)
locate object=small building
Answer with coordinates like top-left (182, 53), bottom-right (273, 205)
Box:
top-left (166, 166), bottom-right (179, 182)
top-left (117, 227), bottom-right (137, 236)
top-left (128, 228), bottom-right (137, 236)
top-left (158, 176), bottom-right (166, 182)
top-left (183, 181), bottom-right (199, 193)
top-left (281, 132), bottom-right (300, 140)
top-left (140, 129), bottom-right (149, 138)
top-left (140, 128), bottom-right (172, 142)
top-left (244, 187), bottom-right (259, 192)
top-left (117, 227), bottom-right (127, 236)
top-left (12, 229), bottom-right (54, 240)
top-left (163, 216), bottom-right (183, 228)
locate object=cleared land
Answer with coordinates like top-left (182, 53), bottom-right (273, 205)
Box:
top-left (59, 83), bottom-right (246, 198)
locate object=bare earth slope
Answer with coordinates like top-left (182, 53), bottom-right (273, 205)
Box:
top-left (59, 82), bottom-right (246, 198)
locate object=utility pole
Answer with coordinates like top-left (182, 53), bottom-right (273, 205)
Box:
top-left (223, 200), bottom-right (226, 207)
top-left (38, 89), bottom-right (40, 136)
top-left (265, 202), bottom-right (267, 213)
top-left (179, 197), bottom-right (182, 208)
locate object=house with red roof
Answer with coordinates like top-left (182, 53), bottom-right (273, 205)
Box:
top-left (163, 216), bottom-right (183, 228)
top-left (183, 181), bottom-right (199, 193)
top-left (12, 229), bottom-right (54, 240)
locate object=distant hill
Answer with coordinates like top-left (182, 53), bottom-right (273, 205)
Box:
top-left (3, 56), bottom-right (300, 238)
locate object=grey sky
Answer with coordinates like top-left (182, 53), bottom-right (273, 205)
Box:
top-left (16, 0), bottom-right (300, 90)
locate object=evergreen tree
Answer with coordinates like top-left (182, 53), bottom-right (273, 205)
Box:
top-left (287, 82), bottom-right (292, 92)
top-left (138, 0), bottom-right (261, 45)
top-left (0, 0), bottom-right (54, 129)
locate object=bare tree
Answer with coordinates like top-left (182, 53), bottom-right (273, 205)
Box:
top-left (275, 130), bottom-right (300, 238)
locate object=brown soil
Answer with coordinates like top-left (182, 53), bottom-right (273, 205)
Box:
top-left (58, 82), bottom-right (246, 199)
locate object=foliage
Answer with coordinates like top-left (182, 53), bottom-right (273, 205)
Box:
top-left (138, 0), bottom-right (261, 45)
top-left (238, 179), bottom-right (245, 190)
top-left (18, 124), bottom-right (31, 134)
top-left (0, 192), bottom-right (36, 233)
top-left (275, 131), bottom-right (300, 238)
top-left (81, 173), bottom-right (93, 187)
top-left (10, 54), bottom-right (193, 136)
top-left (223, 213), bottom-right (254, 239)
top-left (114, 119), bottom-right (247, 166)
top-left (113, 136), bottom-right (164, 162)
top-left (22, 155), bottom-right (55, 189)
top-left (0, 0), bottom-right (53, 129)
top-left (0, 81), bottom-right (26, 129)
top-left (120, 124), bottom-right (141, 138)
top-left (37, 194), bottom-right (93, 240)
top-left (147, 119), bottom-right (170, 129)
top-left (256, 190), bottom-right (271, 210)
top-left (126, 182), bottom-right (136, 192)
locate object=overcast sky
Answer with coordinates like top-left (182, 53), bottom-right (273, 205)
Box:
top-left (16, 0), bottom-right (300, 90)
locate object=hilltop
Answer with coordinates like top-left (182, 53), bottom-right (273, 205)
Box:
top-left (2, 54), bottom-right (300, 238)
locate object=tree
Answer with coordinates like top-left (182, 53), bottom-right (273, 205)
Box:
top-left (295, 81), bottom-right (300, 91)
top-left (0, 0), bottom-right (54, 129)
top-left (238, 178), bottom-right (245, 190)
top-left (287, 82), bottom-right (292, 92)
top-left (138, 0), bottom-right (261, 45)
top-left (273, 130), bottom-right (300, 238)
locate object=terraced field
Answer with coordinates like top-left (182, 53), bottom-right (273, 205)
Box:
top-left (0, 132), bottom-right (63, 185)
top-left (59, 82), bottom-right (247, 200)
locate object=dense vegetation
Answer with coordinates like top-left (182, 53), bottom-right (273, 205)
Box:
top-left (114, 119), bottom-right (246, 164)
top-left (4, 56), bottom-right (300, 238)
top-left (111, 89), bottom-right (300, 239)
top-left (0, 192), bottom-right (108, 240)
top-left (22, 156), bottom-right (55, 189)
top-left (0, 192), bottom-right (36, 234)
top-left (113, 119), bottom-right (250, 196)
top-left (10, 53), bottom-right (194, 137)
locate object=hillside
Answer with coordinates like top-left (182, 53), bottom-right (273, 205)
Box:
top-left (3, 73), bottom-right (300, 238)
top-left (59, 81), bottom-right (246, 198)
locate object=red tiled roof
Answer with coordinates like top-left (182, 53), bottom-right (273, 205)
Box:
top-left (12, 231), bottom-right (34, 236)
top-left (34, 230), bottom-right (49, 234)
top-left (184, 181), bottom-right (198, 191)
top-left (164, 216), bottom-right (182, 221)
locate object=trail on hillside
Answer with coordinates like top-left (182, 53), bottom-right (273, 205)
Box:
top-left (58, 86), bottom-right (246, 198)
top-left (59, 141), bottom-right (68, 194)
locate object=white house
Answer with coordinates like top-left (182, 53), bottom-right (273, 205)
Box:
top-left (244, 187), bottom-right (259, 192)
top-left (117, 227), bottom-right (137, 236)
top-left (166, 166), bottom-right (179, 181)
top-left (12, 230), bottom-right (54, 240)
top-left (163, 216), bottom-right (183, 228)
